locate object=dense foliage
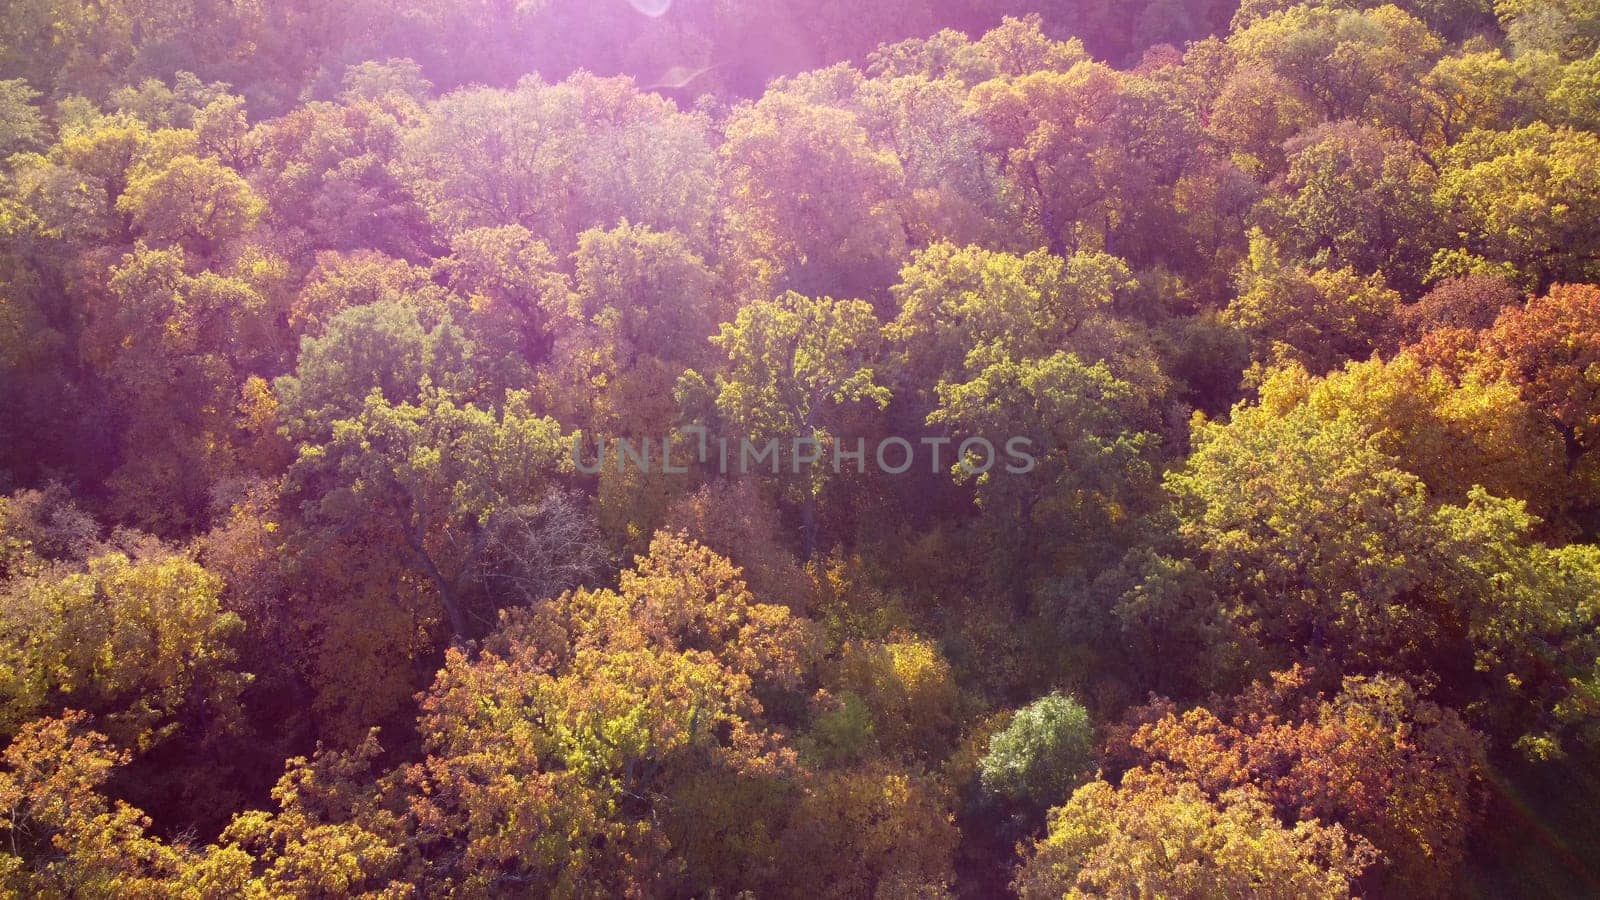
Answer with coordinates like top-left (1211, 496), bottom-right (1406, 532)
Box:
top-left (3, 0), bottom-right (1600, 895)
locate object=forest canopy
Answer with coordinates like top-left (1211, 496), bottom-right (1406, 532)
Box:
top-left (3, 0), bottom-right (1600, 896)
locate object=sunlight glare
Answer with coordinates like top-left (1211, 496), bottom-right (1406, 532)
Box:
top-left (627, 0), bottom-right (672, 17)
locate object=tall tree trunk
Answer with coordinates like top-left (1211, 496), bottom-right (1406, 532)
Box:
top-left (405, 521), bottom-right (470, 640)
top-left (800, 491), bottom-right (819, 562)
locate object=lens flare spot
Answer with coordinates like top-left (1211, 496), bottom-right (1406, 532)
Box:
top-left (628, 0), bottom-right (672, 17)
top-left (647, 63), bottom-right (718, 90)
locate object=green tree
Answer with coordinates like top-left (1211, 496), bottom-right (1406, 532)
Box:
top-left (0, 79), bottom-right (48, 159)
top-left (701, 291), bottom-right (892, 556)
top-left (888, 242), bottom-right (1153, 390)
top-left (274, 299), bottom-right (486, 439)
top-left (978, 692), bottom-right (1094, 809)
top-left (116, 154), bottom-right (263, 257)
top-left (1225, 231), bottom-right (1398, 375)
top-left (398, 74), bottom-right (715, 252)
top-left (1168, 386), bottom-right (1600, 754)
top-left (286, 388), bottom-right (571, 638)
top-left (1434, 124), bottom-right (1600, 287)
top-left (1267, 121), bottom-right (1439, 291)
top-left (930, 347), bottom-right (1162, 586)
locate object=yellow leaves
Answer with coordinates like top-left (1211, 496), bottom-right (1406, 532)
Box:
top-left (1019, 769), bottom-right (1373, 900)
top-left (542, 531), bottom-right (819, 691)
top-left (832, 636), bottom-right (958, 757)
top-left (0, 552), bottom-right (245, 753)
top-left (776, 762), bottom-right (958, 898)
top-left (0, 711), bottom-right (224, 897)
top-left (719, 89), bottom-right (906, 296)
top-left (305, 570), bottom-right (437, 745)
top-left (1256, 354), bottom-right (1572, 520)
top-left (399, 531), bottom-right (824, 894)
top-left (1227, 231), bottom-right (1399, 375)
top-left (117, 153), bottom-right (264, 255)
top-left (1436, 124), bottom-right (1600, 285)
top-left (1113, 672), bottom-right (1486, 895)
top-left (208, 734), bottom-right (408, 898)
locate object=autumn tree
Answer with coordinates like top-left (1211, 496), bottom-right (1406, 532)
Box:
top-left (440, 223), bottom-right (573, 366)
top-left (403, 532), bottom-right (819, 894)
top-left (81, 243), bottom-right (284, 531)
top-left (246, 88), bottom-right (433, 262)
top-left (1470, 283), bottom-right (1600, 474)
top-left (398, 74), bottom-right (716, 253)
top-left (573, 223), bottom-right (724, 370)
top-left (1498, 0), bottom-right (1600, 60)
top-left (1225, 231), bottom-right (1398, 376)
top-left (697, 291), bottom-right (892, 556)
top-left (1206, 65), bottom-right (1316, 176)
top-left (1253, 355), bottom-right (1573, 524)
top-left (286, 250), bottom-right (441, 336)
top-left (0, 483), bottom-right (97, 580)
top-left (0, 713), bottom-right (205, 897)
top-left (772, 763), bottom-right (959, 898)
top-left (1383, 272), bottom-right (1520, 350)
top-left (1227, 3), bottom-right (1442, 125)
top-left (850, 71), bottom-right (1015, 248)
top-left (1548, 48), bottom-right (1600, 129)
top-left (661, 480), bottom-right (812, 610)
top-left (1434, 124), bottom-right (1600, 287)
top-left (969, 62), bottom-right (1134, 255)
top-left (6, 7), bottom-right (1600, 896)
top-left (866, 16), bottom-right (1091, 85)
top-left (830, 636), bottom-right (960, 759)
top-left (116, 154), bottom-right (263, 258)
top-left (213, 732), bottom-right (407, 896)
top-left (1015, 769), bottom-right (1374, 899)
top-left (9, 111), bottom-right (194, 246)
top-left (1112, 668), bottom-right (1485, 896)
top-left (1420, 46), bottom-right (1529, 144)
top-left (0, 551), bottom-right (246, 751)
top-left (285, 388), bottom-right (572, 638)
top-left (545, 222), bottom-right (722, 444)
top-left (720, 89), bottom-right (906, 298)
